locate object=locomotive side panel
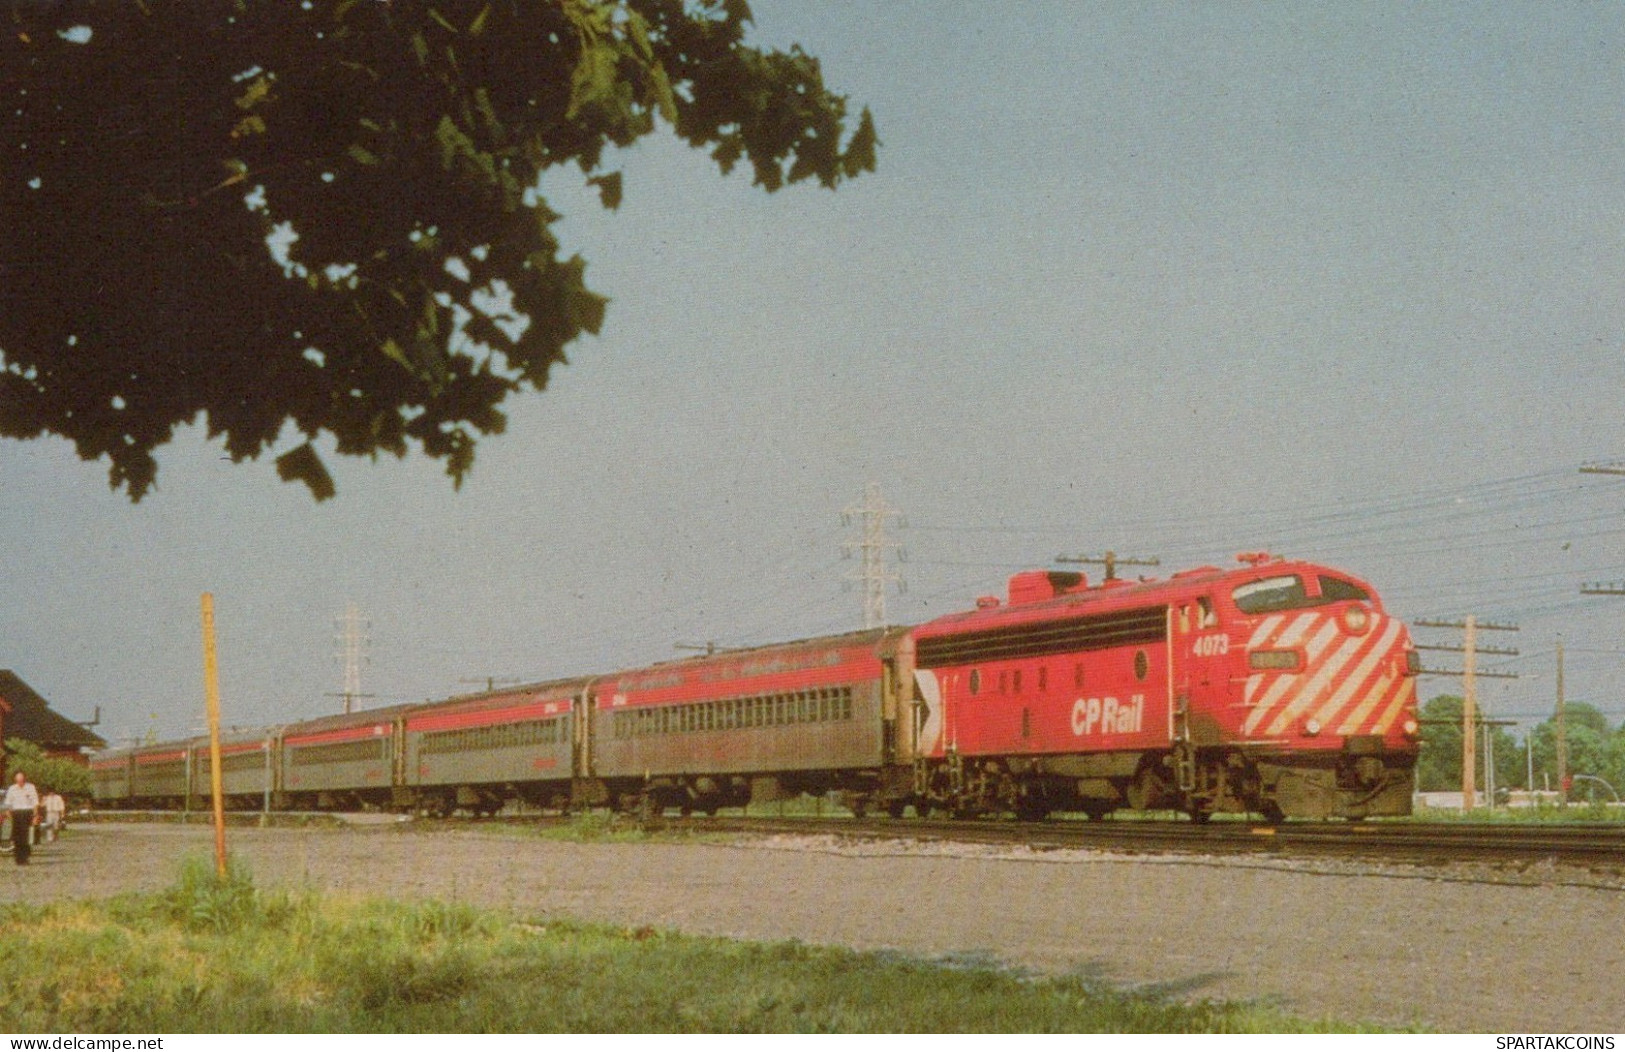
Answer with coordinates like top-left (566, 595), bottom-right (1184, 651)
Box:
top-left (915, 605), bottom-right (1174, 760)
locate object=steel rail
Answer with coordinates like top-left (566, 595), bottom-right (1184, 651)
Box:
top-left (670, 815), bottom-right (1625, 867)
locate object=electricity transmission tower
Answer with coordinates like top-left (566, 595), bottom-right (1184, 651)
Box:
top-left (329, 602), bottom-right (374, 714)
top-left (842, 482), bottom-right (905, 629)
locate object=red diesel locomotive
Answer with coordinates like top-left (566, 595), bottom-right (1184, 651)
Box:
top-left (906, 553), bottom-right (1420, 822)
top-left (91, 553), bottom-right (1420, 822)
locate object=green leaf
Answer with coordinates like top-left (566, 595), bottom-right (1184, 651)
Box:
top-left (347, 143), bottom-right (380, 165)
top-left (586, 171), bottom-right (622, 210)
top-left (275, 443), bottom-right (336, 502)
top-left (379, 338), bottom-right (414, 373)
top-left (234, 76), bottom-right (272, 111)
top-left (469, 4), bottom-right (491, 35)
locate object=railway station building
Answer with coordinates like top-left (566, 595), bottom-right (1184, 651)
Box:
top-left (0, 670), bottom-right (106, 762)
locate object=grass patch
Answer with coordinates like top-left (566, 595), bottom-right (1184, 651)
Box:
top-left (1408, 803), bottom-right (1625, 824)
top-left (0, 856), bottom-right (1387, 1033)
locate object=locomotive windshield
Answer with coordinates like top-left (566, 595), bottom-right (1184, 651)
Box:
top-left (1232, 574), bottom-right (1370, 614)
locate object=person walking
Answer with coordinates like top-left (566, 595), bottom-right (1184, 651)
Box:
top-left (41, 790), bottom-right (64, 844)
top-left (4, 772), bottom-right (39, 865)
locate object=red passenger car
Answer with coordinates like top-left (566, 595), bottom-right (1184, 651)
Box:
top-left (402, 678), bottom-right (585, 815)
top-left (585, 629), bottom-right (908, 815)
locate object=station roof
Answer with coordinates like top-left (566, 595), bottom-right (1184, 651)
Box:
top-left (0, 671), bottom-right (107, 750)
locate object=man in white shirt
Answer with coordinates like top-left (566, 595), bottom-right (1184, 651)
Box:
top-left (3, 772), bottom-right (39, 865)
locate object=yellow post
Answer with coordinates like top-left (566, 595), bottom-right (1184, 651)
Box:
top-left (200, 593), bottom-right (228, 878)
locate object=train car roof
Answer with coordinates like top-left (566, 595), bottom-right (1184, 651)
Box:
top-left (913, 556), bottom-right (1378, 638)
top-left (280, 699), bottom-right (430, 735)
top-left (609, 626), bottom-right (901, 680)
top-left (416, 675), bottom-right (595, 718)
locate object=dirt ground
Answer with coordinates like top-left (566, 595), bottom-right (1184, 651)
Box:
top-left (0, 821), bottom-right (1620, 1033)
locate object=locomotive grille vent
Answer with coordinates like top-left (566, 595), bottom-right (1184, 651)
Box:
top-left (916, 606), bottom-right (1168, 669)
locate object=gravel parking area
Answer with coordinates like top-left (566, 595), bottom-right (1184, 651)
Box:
top-left (1, 821), bottom-right (1620, 1033)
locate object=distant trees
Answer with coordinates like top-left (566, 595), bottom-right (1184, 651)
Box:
top-left (1416, 695), bottom-right (1519, 794)
top-left (1419, 694), bottom-right (1625, 800)
top-left (2, 740), bottom-right (92, 800)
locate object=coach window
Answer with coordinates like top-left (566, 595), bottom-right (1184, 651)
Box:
top-left (1074, 663), bottom-right (1085, 690)
top-left (1178, 605), bottom-right (1191, 634)
top-left (1012, 670), bottom-right (1022, 694)
top-left (1134, 650), bottom-right (1149, 681)
top-left (1037, 666), bottom-right (1047, 693)
top-left (1197, 597), bottom-right (1217, 628)
top-left (969, 669), bottom-right (981, 695)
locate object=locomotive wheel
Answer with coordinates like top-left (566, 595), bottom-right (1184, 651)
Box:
top-left (886, 800), bottom-right (907, 819)
top-left (1186, 805), bottom-right (1213, 825)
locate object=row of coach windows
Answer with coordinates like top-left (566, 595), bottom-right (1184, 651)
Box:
top-left (420, 718), bottom-right (562, 755)
top-left (613, 687), bottom-right (855, 740)
top-left (132, 762), bottom-right (184, 787)
top-left (218, 751), bottom-right (268, 774)
top-left (289, 739), bottom-right (389, 766)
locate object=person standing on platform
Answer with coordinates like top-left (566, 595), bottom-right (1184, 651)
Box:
top-left (42, 790), bottom-right (64, 843)
top-left (4, 772), bottom-right (39, 865)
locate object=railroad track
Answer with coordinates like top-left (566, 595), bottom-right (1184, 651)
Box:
top-left (665, 814), bottom-right (1625, 868)
top-left (86, 809), bottom-right (1625, 868)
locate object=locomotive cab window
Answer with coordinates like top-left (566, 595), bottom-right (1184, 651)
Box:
top-left (1233, 575), bottom-right (1371, 615)
top-left (1318, 576), bottom-right (1370, 603)
top-left (1232, 575), bottom-right (1309, 614)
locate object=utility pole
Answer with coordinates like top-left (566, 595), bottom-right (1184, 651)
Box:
top-left (1556, 638), bottom-right (1568, 806)
top-left (1416, 616), bottom-right (1519, 810)
top-left (1577, 462), bottom-right (1625, 801)
top-left (1463, 615), bottom-right (1477, 809)
top-left (1055, 550), bottom-right (1161, 582)
top-left (842, 482), bottom-right (905, 629)
top-left (329, 602), bottom-right (374, 714)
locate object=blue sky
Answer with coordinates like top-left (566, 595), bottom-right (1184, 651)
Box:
top-left (7, 2), bottom-right (1625, 745)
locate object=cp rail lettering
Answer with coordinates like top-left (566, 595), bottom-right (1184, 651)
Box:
top-left (1070, 695), bottom-right (1144, 737)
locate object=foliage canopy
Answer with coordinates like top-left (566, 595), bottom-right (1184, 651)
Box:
top-left (2, 738), bottom-right (92, 798)
top-left (1, 0), bottom-right (876, 499)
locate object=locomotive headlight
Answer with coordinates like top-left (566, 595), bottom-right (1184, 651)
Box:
top-left (1342, 606), bottom-right (1370, 634)
top-left (1403, 718), bottom-right (1420, 739)
top-left (1249, 649), bottom-right (1301, 671)
top-left (1304, 718), bottom-right (1322, 736)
